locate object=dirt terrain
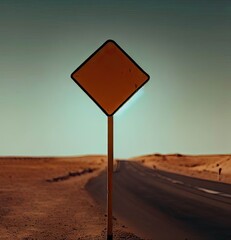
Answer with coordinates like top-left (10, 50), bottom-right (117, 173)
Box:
top-left (0, 156), bottom-right (142, 240)
top-left (1, 154), bottom-right (230, 240)
top-left (132, 154), bottom-right (231, 184)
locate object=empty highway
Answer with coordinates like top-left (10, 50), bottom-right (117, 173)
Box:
top-left (86, 160), bottom-right (231, 240)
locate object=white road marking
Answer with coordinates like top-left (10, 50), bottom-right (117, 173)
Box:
top-left (196, 187), bottom-right (220, 195)
top-left (156, 174), bottom-right (183, 184)
top-left (156, 172), bottom-right (231, 199)
top-left (196, 187), bottom-right (231, 198)
top-left (171, 180), bottom-right (184, 184)
top-left (220, 193), bottom-right (231, 198)
top-left (132, 163), bottom-right (231, 200)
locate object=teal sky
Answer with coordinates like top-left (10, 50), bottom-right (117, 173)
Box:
top-left (0, 0), bottom-right (230, 158)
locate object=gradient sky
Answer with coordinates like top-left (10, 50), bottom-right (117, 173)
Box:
top-left (1, 0), bottom-right (230, 158)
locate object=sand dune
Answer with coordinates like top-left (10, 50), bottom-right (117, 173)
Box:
top-left (132, 154), bottom-right (231, 184)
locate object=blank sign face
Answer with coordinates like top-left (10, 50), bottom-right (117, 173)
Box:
top-left (71, 40), bottom-right (149, 116)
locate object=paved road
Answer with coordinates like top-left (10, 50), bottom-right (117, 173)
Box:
top-left (86, 161), bottom-right (231, 240)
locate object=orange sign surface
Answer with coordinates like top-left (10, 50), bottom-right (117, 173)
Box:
top-left (71, 40), bottom-right (149, 116)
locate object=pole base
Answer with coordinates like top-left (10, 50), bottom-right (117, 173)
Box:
top-left (107, 235), bottom-right (113, 240)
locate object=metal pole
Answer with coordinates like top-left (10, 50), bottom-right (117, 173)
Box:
top-left (107, 115), bottom-right (113, 240)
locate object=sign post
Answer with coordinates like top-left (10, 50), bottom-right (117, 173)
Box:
top-left (107, 115), bottom-right (113, 239)
top-left (71, 40), bottom-right (149, 239)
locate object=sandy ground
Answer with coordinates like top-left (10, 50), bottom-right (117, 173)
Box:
top-left (131, 154), bottom-right (231, 184)
top-left (1, 154), bottom-right (230, 239)
top-left (0, 156), bottom-right (142, 240)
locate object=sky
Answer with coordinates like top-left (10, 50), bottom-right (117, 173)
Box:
top-left (0, 0), bottom-right (230, 158)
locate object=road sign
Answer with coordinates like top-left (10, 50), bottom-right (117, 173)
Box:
top-left (71, 40), bottom-right (149, 116)
top-left (71, 40), bottom-right (149, 240)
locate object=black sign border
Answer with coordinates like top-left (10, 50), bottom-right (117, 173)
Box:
top-left (71, 39), bottom-right (150, 116)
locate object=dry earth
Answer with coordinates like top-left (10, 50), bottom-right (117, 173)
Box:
top-left (132, 154), bottom-right (231, 184)
top-left (0, 156), bottom-right (142, 240)
top-left (1, 154), bottom-right (230, 239)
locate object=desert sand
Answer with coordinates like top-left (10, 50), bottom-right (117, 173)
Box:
top-left (0, 156), bottom-right (142, 240)
top-left (1, 154), bottom-right (230, 240)
top-left (132, 154), bottom-right (231, 184)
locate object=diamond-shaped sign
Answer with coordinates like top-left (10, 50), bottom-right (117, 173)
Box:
top-left (71, 40), bottom-right (149, 116)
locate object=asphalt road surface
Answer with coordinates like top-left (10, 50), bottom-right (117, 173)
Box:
top-left (86, 161), bottom-right (231, 240)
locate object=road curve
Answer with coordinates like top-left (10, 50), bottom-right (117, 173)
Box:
top-left (86, 160), bottom-right (231, 240)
